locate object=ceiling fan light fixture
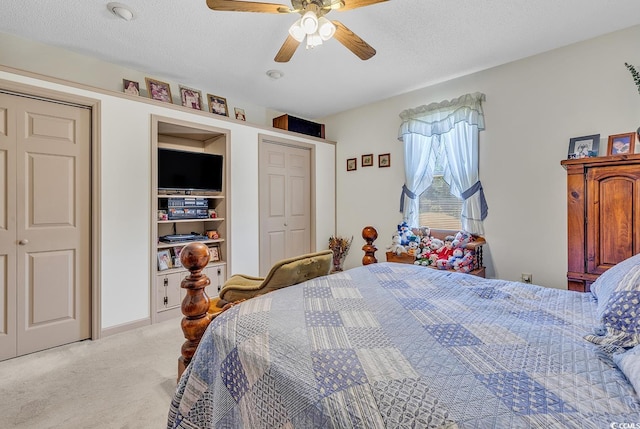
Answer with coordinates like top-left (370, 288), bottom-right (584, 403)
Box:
top-left (317, 17), bottom-right (336, 41)
top-left (300, 10), bottom-right (318, 34)
top-left (288, 19), bottom-right (305, 42)
top-left (306, 32), bottom-right (323, 49)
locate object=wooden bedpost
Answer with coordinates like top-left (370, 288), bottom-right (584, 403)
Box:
top-left (177, 242), bottom-right (212, 381)
top-left (362, 226), bottom-right (378, 265)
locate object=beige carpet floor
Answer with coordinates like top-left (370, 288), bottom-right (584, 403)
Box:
top-left (0, 317), bottom-right (184, 429)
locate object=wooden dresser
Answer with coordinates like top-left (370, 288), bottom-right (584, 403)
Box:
top-left (561, 154), bottom-right (640, 292)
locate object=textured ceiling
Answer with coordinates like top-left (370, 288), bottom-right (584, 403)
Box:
top-left (1, 0), bottom-right (640, 119)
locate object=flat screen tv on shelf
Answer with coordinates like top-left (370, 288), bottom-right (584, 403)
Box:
top-left (158, 148), bottom-right (223, 193)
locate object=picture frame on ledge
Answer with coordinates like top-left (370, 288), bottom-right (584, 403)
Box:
top-left (179, 85), bottom-right (203, 110)
top-left (145, 78), bottom-right (173, 104)
top-left (567, 134), bottom-right (600, 159)
top-left (208, 94), bottom-right (229, 117)
top-left (123, 79), bottom-right (140, 96)
top-left (234, 107), bottom-right (246, 121)
top-left (607, 132), bottom-right (636, 156)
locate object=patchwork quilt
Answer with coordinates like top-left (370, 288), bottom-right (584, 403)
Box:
top-left (168, 263), bottom-right (640, 428)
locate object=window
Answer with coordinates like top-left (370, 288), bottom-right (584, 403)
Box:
top-left (418, 139), bottom-right (462, 230)
top-left (398, 92), bottom-right (487, 234)
top-left (419, 177), bottom-right (463, 230)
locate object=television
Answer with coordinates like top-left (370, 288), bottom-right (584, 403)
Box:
top-left (158, 148), bottom-right (223, 193)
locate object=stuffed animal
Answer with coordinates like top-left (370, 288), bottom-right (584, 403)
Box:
top-left (406, 236), bottom-right (420, 256)
top-left (387, 234), bottom-right (407, 256)
top-left (397, 221), bottom-right (415, 246)
top-left (429, 238), bottom-right (444, 251)
top-left (452, 231), bottom-right (473, 248)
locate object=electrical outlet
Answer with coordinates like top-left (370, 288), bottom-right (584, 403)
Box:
top-left (521, 273), bottom-right (532, 284)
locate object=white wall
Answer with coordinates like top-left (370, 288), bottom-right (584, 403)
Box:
top-left (0, 70), bottom-right (335, 331)
top-left (323, 25), bottom-right (640, 289)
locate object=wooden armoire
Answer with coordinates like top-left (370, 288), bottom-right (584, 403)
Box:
top-left (561, 154), bottom-right (640, 292)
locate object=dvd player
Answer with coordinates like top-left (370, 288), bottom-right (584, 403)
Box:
top-left (160, 234), bottom-right (208, 243)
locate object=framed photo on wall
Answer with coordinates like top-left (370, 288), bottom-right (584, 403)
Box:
top-left (379, 153), bottom-right (391, 168)
top-left (362, 154), bottom-right (373, 167)
top-left (567, 134), bottom-right (599, 159)
top-left (346, 158), bottom-right (357, 171)
top-left (207, 94), bottom-right (229, 116)
top-left (179, 85), bottom-right (203, 110)
top-left (607, 132), bottom-right (636, 155)
top-left (145, 78), bottom-right (173, 103)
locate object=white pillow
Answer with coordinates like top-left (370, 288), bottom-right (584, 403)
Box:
top-left (613, 344), bottom-right (640, 394)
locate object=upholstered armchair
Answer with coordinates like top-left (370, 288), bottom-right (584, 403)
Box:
top-left (209, 249), bottom-right (333, 312)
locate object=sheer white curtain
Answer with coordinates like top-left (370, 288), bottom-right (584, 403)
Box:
top-left (398, 92), bottom-right (487, 234)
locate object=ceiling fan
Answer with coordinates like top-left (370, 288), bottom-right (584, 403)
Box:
top-left (206, 0), bottom-right (388, 62)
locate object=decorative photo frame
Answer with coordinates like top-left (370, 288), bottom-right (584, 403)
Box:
top-left (567, 134), bottom-right (600, 159)
top-left (179, 85), bottom-right (203, 110)
top-left (122, 79), bottom-right (140, 96)
top-left (234, 107), bottom-right (246, 121)
top-left (157, 249), bottom-right (172, 271)
top-left (608, 132), bottom-right (636, 156)
top-left (346, 158), bottom-right (357, 171)
top-left (145, 78), bottom-right (173, 103)
top-left (209, 244), bottom-right (221, 262)
top-left (362, 154), bottom-right (373, 167)
top-left (379, 153), bottom-right (391, 168)
top-left (207, 94), bottom-right (229, 116)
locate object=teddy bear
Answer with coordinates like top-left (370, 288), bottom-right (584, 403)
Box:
top-left (387, 234), bottom-right (407, 256)
top-left (429, 237), bottom-right (444, 252)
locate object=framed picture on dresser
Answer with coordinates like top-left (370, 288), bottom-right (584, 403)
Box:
top-left (607, 132), bottom-right (636, 155)
top-left (567, 134), bottom-right (599, 159)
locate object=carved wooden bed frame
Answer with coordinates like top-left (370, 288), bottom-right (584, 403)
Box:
top-left (176, 243), bottom-right (332, 379)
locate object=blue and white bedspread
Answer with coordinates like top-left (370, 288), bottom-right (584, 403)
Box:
top-left (168, 263), bottom-right (640, 428)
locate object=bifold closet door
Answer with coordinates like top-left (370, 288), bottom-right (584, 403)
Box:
top-left (259, 141), bottom-right (311, 275)
top-left (0, 92), bottom-right (91, 360)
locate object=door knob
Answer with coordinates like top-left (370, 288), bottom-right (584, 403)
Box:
top-left (18, 239), bottom-right (29, 245)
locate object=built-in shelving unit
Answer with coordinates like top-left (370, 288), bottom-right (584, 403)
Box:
top-left (151, 116), bottom-right (230, 322)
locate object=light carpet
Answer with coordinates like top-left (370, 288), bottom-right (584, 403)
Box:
top-left (0, 317), bottom-right (184, 429)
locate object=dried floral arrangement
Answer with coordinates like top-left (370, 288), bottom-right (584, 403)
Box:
top-left (625, 62), bottom-right (640, 95)
top-left (328, 235), bottom-right (353, 272)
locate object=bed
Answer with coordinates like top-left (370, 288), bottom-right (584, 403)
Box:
top-left (168, 252), bottom-right (640, 428)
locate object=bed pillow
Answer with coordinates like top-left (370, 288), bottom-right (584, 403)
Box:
top-left (613, 344), bottom-right (640, 394)
top-left (585, 254), bottom-right (640, 348)
top-left (591, 252), bottom-right (640, 320)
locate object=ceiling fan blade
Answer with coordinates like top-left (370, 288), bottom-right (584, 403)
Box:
top-left (332, 21), bottom-right (376, 60)
top-left (206, 0), bottom-right (292, 13)
top-left (337, 0), bottom-right (388, 11)
top-left (274, 35), bottom-right (301, 62)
